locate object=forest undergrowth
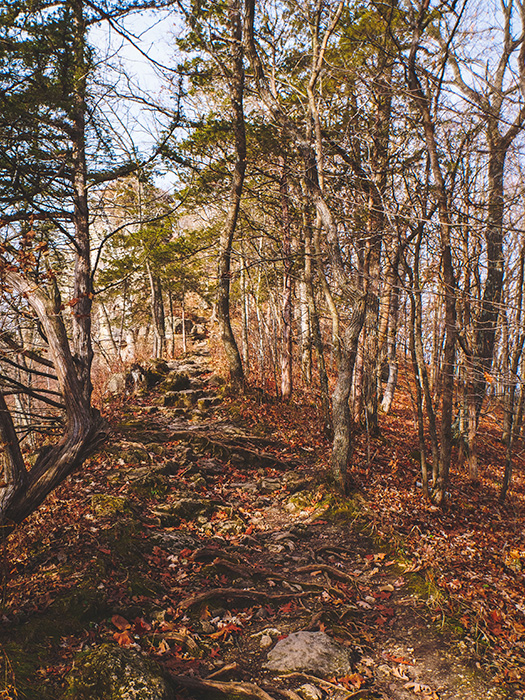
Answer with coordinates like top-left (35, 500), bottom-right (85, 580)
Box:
top-left (0, 352), bottom-right (524, 699)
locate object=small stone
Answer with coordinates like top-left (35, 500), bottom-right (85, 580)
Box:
top-left (259, 634), bottom-right (273, 649)
top-left (297, 683), bottom-right (323, 700)
top-left (201, 621), bottom-right (215, 634)
top-left (189, 475), bottom-right (207, 489)
top-left (162, 371), bottom-right (190, 392)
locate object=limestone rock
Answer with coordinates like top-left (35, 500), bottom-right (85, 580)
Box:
top-left (152, 498), bottom-right (214, 526)
top-left (64, 644), bottom-right (175, 699)
top-left (106, 373), bottom-right (127, 395)
top-left (264, 631), bottom-right (354, 676)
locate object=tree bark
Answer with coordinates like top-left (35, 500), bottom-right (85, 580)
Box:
top-left (147, 263), bottom-right (166, 359)
top-left (330, 295), bottom-right (367, 492)
top-left (217, 0), bottom-right (246, 385)
top-left (0, 272), bottom-right (106, 532)
top-left (279, 155), bottom-right (293, 401)
top-left (407, 18), bottom-right (456, 506)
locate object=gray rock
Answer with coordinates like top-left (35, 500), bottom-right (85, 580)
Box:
top-left (264, 631), bottom-right (354, 676)
top-left (259, 634), bottom-right (273, 649)
top-left (64, 644), bottom-right (175, 699)
top-left (107, 373), bottom-right (127, 394)
top-left (152, 498), bottom-right (214, 526)
top-left (259, 478), bottom-right (281, 493)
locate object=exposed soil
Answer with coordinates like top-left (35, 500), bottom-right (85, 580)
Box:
top-left (0, 346), bottom-right (517, 699)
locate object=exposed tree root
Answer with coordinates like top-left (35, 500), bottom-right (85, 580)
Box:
top-left (173, 676), bottom-right (277, 700)
top-left (278, 672), bottom-right (369, 699)
top-left (178, 587), bottom-right (308, 610)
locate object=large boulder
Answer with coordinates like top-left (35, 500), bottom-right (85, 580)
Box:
top-left (264, 631), bottom-right (354, 677)
top-left (64, 644), bottom-right (175, 699)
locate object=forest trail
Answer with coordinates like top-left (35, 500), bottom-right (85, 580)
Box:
top-left (0, 347), bottom-right (511, 700)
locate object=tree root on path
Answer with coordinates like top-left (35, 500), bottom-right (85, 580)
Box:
top-left (208, 557), bottom-right (338, 592)
top-left (278, 673), bottom-right (370, 699)
top-left (178, 587), bottom-right (309, 610)
top-left (172, 676), bottom-right (277, 700)
top-left (294, 564), bottom-right (358, 586)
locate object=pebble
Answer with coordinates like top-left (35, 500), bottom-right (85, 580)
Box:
top-left (259, 634), bottom-right (273, 649)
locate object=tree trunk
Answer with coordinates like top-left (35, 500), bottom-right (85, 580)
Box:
top-left (330, 295), bottom-right (367, 492)
top-left (298, 278), bottom-right (312, 384)
top-left (1, 273), bottom-right (106, 533)
top-left (147, 263), bottom-right (166, 359)
top-left (280, 155), bottom-right (293, 401)
top-left (70, 0), bottom-right (93, 403)
top-left (380, 260), bottom-right (400, 414)
top-left (303, 206), bottom-right (331, 435)
top-left (407, 31), bottom-right (456, 506)
top-left (217, 0), bottom-right (246, 385)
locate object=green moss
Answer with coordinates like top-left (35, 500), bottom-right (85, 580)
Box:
top-left (100, 520), bottom-right (140, 559)
top-left (161, 372), bottom-right (190, 392)
top-left (1, 587), bottom-right (111, 699)
top-left (406, 570), bottom-right (445, 607)
top-left (320, 491), bottom-right (366, 522)
top-left (63, 644), bottom-right (173, 699)
top-left (92, 494), bottom-right (131, 518)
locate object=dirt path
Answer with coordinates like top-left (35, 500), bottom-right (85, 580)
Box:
top-left (0, 348), bottom-right (512, 699)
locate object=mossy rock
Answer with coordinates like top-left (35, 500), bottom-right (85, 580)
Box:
top-left (286, 489), bottom-right (319, 512)
top-left (149, 359), bottom-right (171, 375)
top-left (162, 392), bottom-right (184, 408)
top-left (162, 371), bottom-right (191, 392)
top-left (92, 494), bottom-right (131, 518)
top-left (197, 396), bottom-right (221, 410)
top-left (118, 419), bottom-right (149, 432)
top-left (107, 441), bottom-right (152, 464)
top-left (127, 469), bottom-right (168, 498)
top-left (144, 369), bottom-right (165, 389)
top-left (122, 447), bottom-right (151, 464)
top-left (1, 588), bottom-right (111, 699)
top-left (205, 374), bottom-right (225, 388)
top-left (145, 443), bottom-right (165, 456)
top-left (152, 498), bottom-right (215, 526)
top-left (63, 644), bottom-right (175, 699)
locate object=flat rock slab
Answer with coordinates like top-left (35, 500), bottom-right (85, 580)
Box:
top-left (264, 631), bottom-right (354, 676)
